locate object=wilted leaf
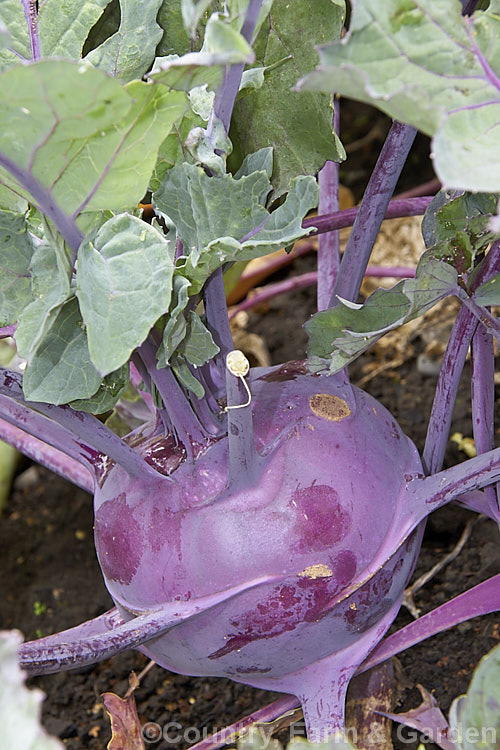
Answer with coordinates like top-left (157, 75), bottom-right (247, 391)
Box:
top-left (379, 684), bottom-right (454, 750)
top-left (76, 214), bottom-right (175, 376)
top-left (102, 691), bottom-right (145, 750)
top-left (299, 0), bottom-right (500, 191)
top-left (230, 0), bottom-right (345, 200)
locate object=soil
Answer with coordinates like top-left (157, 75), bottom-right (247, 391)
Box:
top-left (1, 106), bottom-right (499, 749)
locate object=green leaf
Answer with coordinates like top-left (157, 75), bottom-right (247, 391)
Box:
top-left (15, 238), bottom-right (73, 363)
top-left (234, 147), bottom-right (273, 182)
top-left (157, 0), bottom-right (192, 57)
top-left (85, 0), bottom-right (164, 82)
top-left (148, 108), bottom-right (205, 193)
top-left (299, 0), bottom-right (500, 192)
top-left (473, 273), bottom-right (500, 307)
top-left (422, 190), bottom-right (500, 273)
top-left (69, 363), bottom-right (129, 414)
top-left (76, 214), bottom-right (175, 376)
top-left (157, 274), bottom-right (191, 367)
top-left (0, 61), bottom-right (187, 217)
top-left (23, 297), bottom-right (102, 404)
top-left (38, 0), bottom-right (109, 59)
top-left (153, 162), bottom-right (272, 261)
top-left (0, 210), bottom-right (35, 326)
top-left (0, 0), bottom-right (31, 71)
top-left (449, 642), bottom-right (500, 750)
top-left (181, 0), bottom-right (213, 39)
top-left (306, 254), bottom-right (462, 374)
top-left (185, 116), bottom-right (232, 175)
top-left (179, 311), bottom-right (219, 366)
top-left (171, 354), bottom-right (205, 398)
top-left (148, 14), bottom-right (254, 91)
top-left (230, 0), bottom-right (346, 200)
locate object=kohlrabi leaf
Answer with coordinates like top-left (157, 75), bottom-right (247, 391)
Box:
top-left (148, 109), bottom-right (205, 193)
top-left (157, 274), bottom-right (191, 367)
top-left (0, 210), bottom-right (35, 326)
top-left (76, 214), bottom-right (175, 376)
top-left (22, 297), bottom-right (102, 404)
top-left (0, 61), bottom-right (186, 217)
top-left (181, 0), bottom-right (213, 39)
top-left (472, 273), bottom-right (500, 307)
top-left (422, 191), bottom-right (500, 272)
top-left (153, 163), bottom-right (272, 261)
top-left (181, 175), bottom-right (319, 293)
top-left (185, 116), bottom-right (232, 175)
top-left (69, 363), bottom-right (129, 414)
top-left (148, 14), bottom-right (254, 91)
top-left (37, 0), bottom-right (109, 60)
top-left (84, 0), bottom-right (164, 82)
top-left (179, 311), bottom-right (219, 366)
top-left (15, 239), bottom-right (73, 363)
top-left (234, 147), bottom-right (273, 182)
top-left (0, 630), bottom-right (64, 750)
top-left (449, 642), bottom-right (500, 750)
top-left (171, 354), bottom-right (205, 398)
top-left (306, 254), bottom-right (462, 374)
top-left (154, 162), bottom-right (318, 291)
top-left (157, 0), bottom-right (192, 57)
top-left (230, 0), bottom-right (346, 200)
top-left (298, 0), bottom-right (500, 192)
top-left (0, 0), bottom-right (31, 71)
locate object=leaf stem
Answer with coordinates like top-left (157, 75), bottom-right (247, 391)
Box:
top-left (0, 417), bottom-right (93, 492)
top-left (423, 243), bottom-right (500, 473)
top-left (203, 267), bottom-right (234, 372)
top-left (21, 0), bottom-right (40, 60)
top-left (303, 196), bottom-right (433, 236)
top-left (225, 356), bottom-right (260, 488)
top-left (0, 367), bottom-right (165, 481)
top-left (330, 122), bottom-right (417, 305)
top-left (317, 103), bottom-right (341, 311)
top-left (138, 338), bottom-right (209, 456)
top-left (471, 316), bottom-right (499, 515)
top-left (0, 153), bottom-right (84, 259)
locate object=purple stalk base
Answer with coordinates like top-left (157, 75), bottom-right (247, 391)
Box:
top-left (138, 338), bottom-right (208, 455)
top-left (204, 267), bottom-right (235, 372)
top-left (0, 154), bottom-right (84, 260)
top-left (303, 196), bottom-right (433, 236)
top-left (19, 575), bottom-right (279, 676)
top-left (0, 417), bottom-right (93, 493)
top-left (330, 122), bottom-right (417, 306)
top-left (225, 364), bottom-right (260, 488)
top-left (129, 362), bottom-right (156, 414)
top-left (0, 367), bottom-right (164, 482)
top-left (395, 178), bottom-right (441, 200)
top-left (423, 243), bottom-right (500, 474)
top-left (471, 324), bottom-right (499, 516)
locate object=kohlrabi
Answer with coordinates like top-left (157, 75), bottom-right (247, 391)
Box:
top-left (1, 0), bottom-right (500, 743)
